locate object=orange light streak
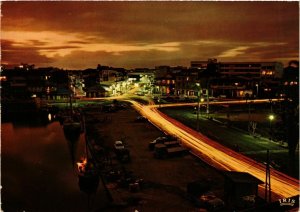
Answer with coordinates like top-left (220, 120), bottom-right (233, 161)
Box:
top-left (150, 98), bottom-right (284, 108)
top-left (129, 100), bottom-right (299, 199)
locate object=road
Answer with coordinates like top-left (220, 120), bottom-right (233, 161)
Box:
top-left (127, 99), bottom-right (299, 201)
top-left (54, 90), bottom-right (299, 200)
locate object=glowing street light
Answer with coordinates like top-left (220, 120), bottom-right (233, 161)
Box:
top-left (268, 114), bottom-right (275, 141)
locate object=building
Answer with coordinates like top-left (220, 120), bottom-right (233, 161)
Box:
top-left (223, 171), bottom-right (264, 209)
top-left (190, 60), bottom-right (208, 70)
top-left (175, 68), bottom-right (200, 97)
top-left (190, 60), bottom-right (283, 98)
top-left (153, 66), bottom-right (184, 96)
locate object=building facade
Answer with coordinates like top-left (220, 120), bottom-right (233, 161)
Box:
top-left (190, 60), bottom-right (283, 98)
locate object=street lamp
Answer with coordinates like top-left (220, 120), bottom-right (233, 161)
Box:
top-left (255, 83), bottom-right (259, 98)
top-left (268, 114), bottom-right (275, 141)
top-left (269, 99), bottom-right (273, 114)
top-left (196, 83), bottom-right (202, 131)
top-left (206, 90), bottom-right (210, 118)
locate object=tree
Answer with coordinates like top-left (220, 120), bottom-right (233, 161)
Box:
top-left (279, 61), bottom-right (299, 175)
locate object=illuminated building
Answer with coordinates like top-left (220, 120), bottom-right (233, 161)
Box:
top-left (190, 60), bottom-right (283, 98)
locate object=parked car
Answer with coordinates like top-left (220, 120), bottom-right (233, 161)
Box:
top-left (153, 144), bottom-right (187, 159)
top-left (114, 141), bottom-right (125, 151)
top-left (148, 135), bottom-right (176, 150)
top-left (116, 148), bottom-right (131, 163)
top-left (135, 116), bottom-right (147, 122)
top-left (199, 193), bottom-right (225, 211)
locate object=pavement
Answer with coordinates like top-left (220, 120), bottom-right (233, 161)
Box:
top-left (83, 104), bottom-right (225, 211)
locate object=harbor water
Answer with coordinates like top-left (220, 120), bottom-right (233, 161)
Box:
top-left (1, 112), bottom-right (101, 211)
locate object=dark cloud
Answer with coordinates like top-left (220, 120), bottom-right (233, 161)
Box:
top-left (1, 40), bottom-right (54, 65)
top-left (28, 40), bottom-right (50, 46)
top-left (67, 41), bottom-right (90, 45)
top-left (1, 2), bottom-right (298, 68)
top-left (2, 2), bottom-right (298, 43)
top-left (51, 42), bottom-right (233, 69)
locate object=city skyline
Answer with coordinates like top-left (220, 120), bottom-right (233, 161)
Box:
top-left (1, 1), bottom-right (299, 69)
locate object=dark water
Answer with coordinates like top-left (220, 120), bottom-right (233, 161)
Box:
top-left (1, 113), bottom-right (96, 211)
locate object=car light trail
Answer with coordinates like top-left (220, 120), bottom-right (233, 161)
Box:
top-left (129, 100), bottom-right (299, 200)
top-left (151, 98), bottom-right (283, 108)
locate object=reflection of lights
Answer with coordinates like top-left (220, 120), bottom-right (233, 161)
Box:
top-left (31, 94), bottom-right (37, 98)
top-left (77, 158), bottom-right (87, 173)
top-left (0, 76), bottom-right (7, 81)
top-left (200, 98), bottom-right (205, 102)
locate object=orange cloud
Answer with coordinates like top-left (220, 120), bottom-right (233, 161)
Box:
top-left (1, 2), bottom-right (298, 68)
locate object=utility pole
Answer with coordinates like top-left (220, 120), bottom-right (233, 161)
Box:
top-left (206, 81), bottom-right (210, 118)
top-left (246, 97), bottom-right (251, 133)
top-left (265, 149), bottom-right (271, 203)
top-left (196, 83), bottom-right (202, 131)
top-left (206, 89), bottom-right (209, 118)
top-left (197, 95), bottom-right (201, 131)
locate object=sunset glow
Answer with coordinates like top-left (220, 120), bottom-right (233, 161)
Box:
top-left (1, 2), bottom-right (299, 69)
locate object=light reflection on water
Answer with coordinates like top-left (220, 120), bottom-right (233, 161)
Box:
top-left (1, 121), bottom-right (89, 211)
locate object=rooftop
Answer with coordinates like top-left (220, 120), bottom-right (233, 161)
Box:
top-left (223, 171), bottom-right (264, 184)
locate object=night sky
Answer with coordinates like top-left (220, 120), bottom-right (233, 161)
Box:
top-left (1, 1), bottom-right (299, 69)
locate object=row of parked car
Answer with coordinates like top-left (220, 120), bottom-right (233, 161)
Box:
top-left (148, 135), bottom-right (188, 159)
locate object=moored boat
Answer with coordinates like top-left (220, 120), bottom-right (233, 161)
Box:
top-left (77, 158), bottom-right (100, 194)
